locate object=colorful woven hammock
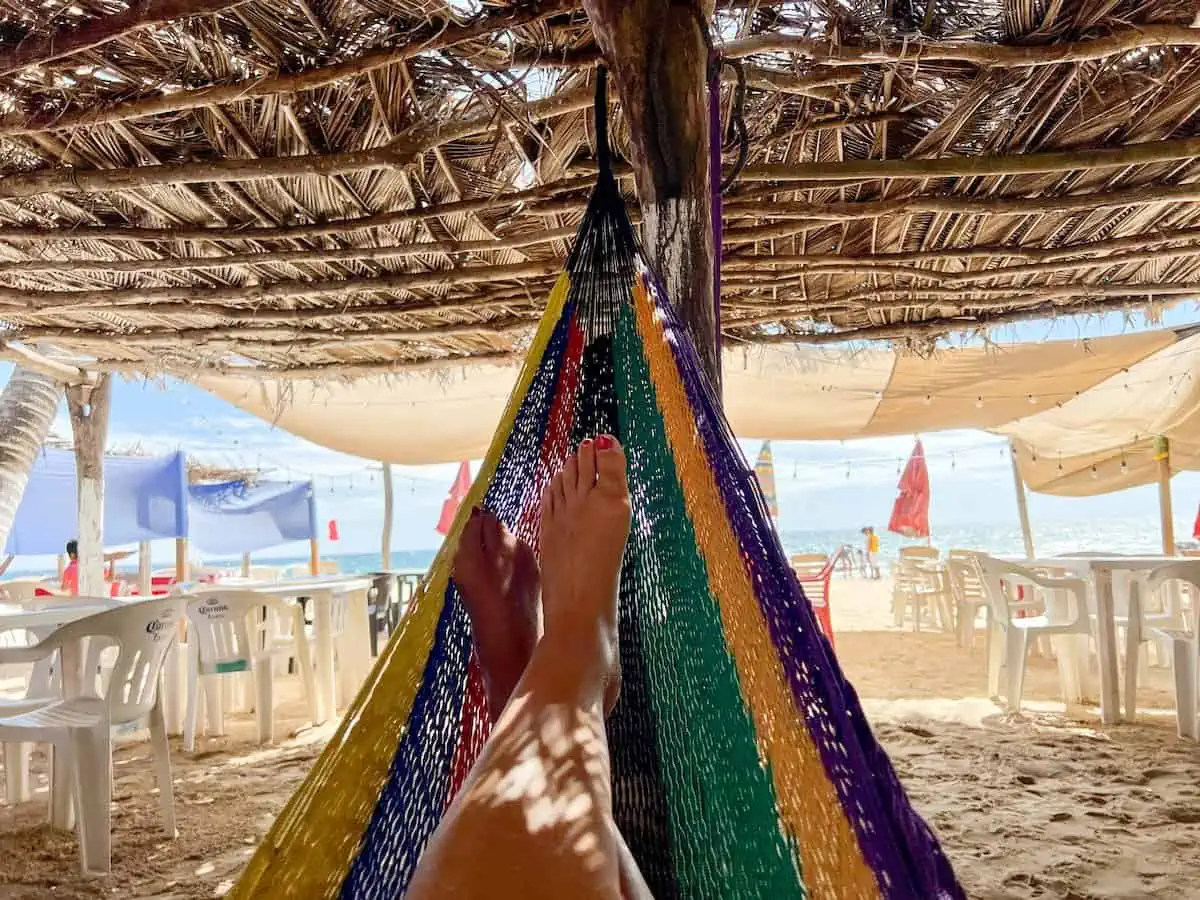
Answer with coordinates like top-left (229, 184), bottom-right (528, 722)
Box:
top-left (230, 73), bottom-right (964, 900)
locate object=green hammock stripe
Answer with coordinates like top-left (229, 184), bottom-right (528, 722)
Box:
top-left (613, 305), bottom-right (805, 899)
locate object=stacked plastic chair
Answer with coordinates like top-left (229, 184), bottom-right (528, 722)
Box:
top-left (231, 72), bottom-right (964, 900)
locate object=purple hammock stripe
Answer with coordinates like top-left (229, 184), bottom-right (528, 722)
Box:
top-left (640, 271), bottom-right (966, 899)
top-left (708, 66), bottom-right (722, 360)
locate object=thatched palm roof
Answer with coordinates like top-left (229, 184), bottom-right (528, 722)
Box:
top-left (0, 0), bottom-right (1195, 378)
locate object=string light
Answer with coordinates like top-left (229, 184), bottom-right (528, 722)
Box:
top-left (923, 394), bottom-right (933, 406)
top-left (975, 396), bottom-right (984, 409)
top-left (1027, 393), bottom-right (1037, 405)
top-left (1091, 465), bottom-right (1099, 479)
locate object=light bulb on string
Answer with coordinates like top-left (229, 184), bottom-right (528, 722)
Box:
top-left (1121, 458), bottom-right (1129, 476)
top-left (951, 452), bottom-right (957, 471)
top-left (1091, 465), bottom-right (1099, 480)
top-left (923, 394), bottom-right (932, 406)
top-left (1027, 394), bottom-right (1037, 405)
top-left (845, 462), bottom-right (851, 480)
top-left (975, 396), bottom-right (984, 409)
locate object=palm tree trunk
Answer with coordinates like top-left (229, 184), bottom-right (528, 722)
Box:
top-left (0, 366), bottom-right (63, 551)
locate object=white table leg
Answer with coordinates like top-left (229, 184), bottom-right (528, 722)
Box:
top-left (162, 640), bottom-right (184, 736)
top-left (341, 588), bottom-right (372, 706)
top-left (312, 591), bottom-right (336, 725)
top-left (1125, 579), bottom-right (1143, 722)
top-left (1094, 568), bottom-right (1121, 724)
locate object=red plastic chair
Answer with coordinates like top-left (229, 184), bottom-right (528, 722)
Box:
top-left (791, 548), bottom-right (848, 648)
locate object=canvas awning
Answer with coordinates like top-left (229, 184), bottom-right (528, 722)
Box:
top-left (195, 326), bottom-right (1194, 496)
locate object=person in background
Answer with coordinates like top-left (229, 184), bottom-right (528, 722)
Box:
top-left (60, 539), bottom-right (135, 597)
top-left (861, 526), bottom-right (881, 580)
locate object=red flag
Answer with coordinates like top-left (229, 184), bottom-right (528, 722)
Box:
top-left (888, 439), bottom-right (931, 539)
top-left (328, 519), bottom-right (339, 542)
top-left (437, 461), bottom-right (472, 536)
top-left (1193, 503), bottom-right (1200, 541)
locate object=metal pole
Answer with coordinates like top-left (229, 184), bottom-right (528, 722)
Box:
top-left (1009, 441), bottom-right (1035, 559)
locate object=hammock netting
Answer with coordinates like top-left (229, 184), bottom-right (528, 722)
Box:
top-left (231, 75), bottom-right (965, 900)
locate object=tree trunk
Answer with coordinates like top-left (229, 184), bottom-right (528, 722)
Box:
top-left (582, 0), bottom-right (720, 388)
top-left (66, 374), bottom-right (112, 598)
top-left (0, 366), bottom-right (63, 551)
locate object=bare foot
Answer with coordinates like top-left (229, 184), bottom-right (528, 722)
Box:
top-left (453, 508), bottom-right (540, 719)
top-left (539, 436), bottom-right (631, 713)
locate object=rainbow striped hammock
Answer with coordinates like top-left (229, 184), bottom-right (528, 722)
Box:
top-left (231, 80), bottom-right (965, 900)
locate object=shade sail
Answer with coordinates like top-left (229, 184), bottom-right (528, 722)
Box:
top-left (6, 449), bottom-right (188, 555)
top-left (186, 480), bottom-right (318, 555)
top-left (194, 327), bottom-right (1190, 496)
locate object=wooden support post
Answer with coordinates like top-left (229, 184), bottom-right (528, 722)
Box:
top-left (309, 538), bottom-right (320, 576)
top-left (1156, 436), bottom-right (1175, 555)
top-left (56, 553), bottom-right (65, 579)
top-left (1009, 442), bottom-right (1035, 559)
top-left (582, 0), bottom-right (719, 389)
top-left (65, 374), bottom-right (111, 598)
top-left (241, 551), bottom-right (252, 578)
top-left (138, 540), bottom-right (152, 596)
top-left (381, 463), bottom-right (394, 571)
top-left (175, 537), bottom-right (189, 583)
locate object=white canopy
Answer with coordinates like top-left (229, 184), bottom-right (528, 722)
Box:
top-left (195, 326), bottom-right (1193, 496)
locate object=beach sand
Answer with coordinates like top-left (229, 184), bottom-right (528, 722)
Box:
top-left (2, 578), bottom-right (1199, 898)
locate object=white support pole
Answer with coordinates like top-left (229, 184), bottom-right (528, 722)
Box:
top-left (1009, 441), bottom-right (1035, 560)
top-left (381, 462), bottom-right (394, 571)
top-left (241, 551), bottom-right (252, 578)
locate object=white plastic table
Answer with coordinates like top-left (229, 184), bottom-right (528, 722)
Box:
top-left (0, 600), bottom-right (121, 828)
top-left (241, 576), bottom-right (373, 725)
top-left (1018, 555), bottom-right (1184, 724)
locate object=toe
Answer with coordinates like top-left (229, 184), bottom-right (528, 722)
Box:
top-left (562, 453), bottom-right (580, 502)
top-left (459, 506), bottom-right (483, 552)
top-left (541, 480), bottom-right (556, 520)
top-left (480, 510), bottom-right (502, 559)
top-left (594, 435), bottom-right (629, 497)
top-left (552, 468), bottom-right (568, 510)
top-left (577, 439), bottom-right (597, 495)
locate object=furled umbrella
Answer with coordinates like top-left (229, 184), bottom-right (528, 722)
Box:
top-left (889, 439), bottom-right (931, 539)
top-left (753, 440), bottom-right (780, 519)
top-left (436, 461), bottom-right (472, 536)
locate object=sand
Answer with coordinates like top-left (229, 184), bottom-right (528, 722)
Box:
top-left (3, 577), bottom-right (1200, 898)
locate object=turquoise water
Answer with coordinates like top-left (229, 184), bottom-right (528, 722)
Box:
top-left (222, 513), bottom-right (1193, 576)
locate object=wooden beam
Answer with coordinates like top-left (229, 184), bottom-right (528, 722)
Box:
top-left (0, 228), bottom-right (581, 275)
top-left (0, 0), bottom-right (252, 77)
top-left (0, 342), bottom-right (90, 384)
top-left (724, 24), bottom-right (1200, 69)
top-left (65, 374), bottom-right (112, 598)
top-left (1155, 436), bottom-right (1176, 554)
top-left (0, 176), bottom-right (599, 243)
top-left (0, 86), bottom-right (594, 200)
top-left (1, 259), bottom-right (564, 311)
top-left (0, 0), bottom-right (575, 136)
top-left (582, 3), bottom-right (718, 386)
top-left (736, 136), bottom-right (1200, 183)
top-left (722, 180), bottom-right (1200, 227)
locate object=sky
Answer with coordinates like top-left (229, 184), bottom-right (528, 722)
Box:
top-left (2, 303), bottom-right (1198, 567)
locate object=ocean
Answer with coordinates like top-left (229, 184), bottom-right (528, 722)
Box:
top-left (203, 513), bottom-right (1193, 577)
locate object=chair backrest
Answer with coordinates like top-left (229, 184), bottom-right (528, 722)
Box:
top-left (248, 566), bottom-right (282, 582)
top-left (49, 597), bottom-right (185, 723)
top-left (186, 591), bottom-right (273, 676)
top-left (946, 551), bottom-right (986, 606)
top-left (899, 546), bottom-right (940, 561)
top-left (318, 560), bottom-right (341, 576)
top-left (0, 579), bottom-right (48, 605)
top-left (790, 553), bottom-right (829, 578)
top-left (1146, 561), bottom-right (1200, 631)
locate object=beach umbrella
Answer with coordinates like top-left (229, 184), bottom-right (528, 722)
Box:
top-left (889, 439), bottom-right (930, 539)
top-left (436, 461), bottom-right (471, 536)
top-left (753, 440), bottom-right (779, 518)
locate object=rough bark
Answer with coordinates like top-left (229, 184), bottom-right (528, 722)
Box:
top-left (0, 367), bottom-right (63, 553)
top-left (66, 374), bottom-right (112, 598)
top-left (582, 0), bottom-right (719, 387)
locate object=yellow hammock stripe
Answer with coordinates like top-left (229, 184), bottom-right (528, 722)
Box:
top-left (231, 272), bottom-right (572, 899)
top-left (631, 277), bottom-right (882, 900)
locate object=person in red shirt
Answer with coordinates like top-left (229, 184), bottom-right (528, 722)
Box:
top-left (60, 539), bottom-right (79, 595)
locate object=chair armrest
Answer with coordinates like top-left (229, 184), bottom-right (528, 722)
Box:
top-left (0, 638), bottom-right (61, 665)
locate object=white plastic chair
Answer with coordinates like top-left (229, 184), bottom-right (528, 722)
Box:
top-left (892, 547), bottom-right (951, 632)
top-left (946, 550), bottom-right (988, 649)
top-left (183, 590), bottom-right (301, 751)
top-left (974, 555), bottom-right (1092, 712)
top-left (0, 597), bottom-right (185, 873)
top-left (1144, 562), bottom-right (1200, 739)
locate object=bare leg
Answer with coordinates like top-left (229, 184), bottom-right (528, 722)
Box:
top-left (408, 437), bottom-right (634, 900)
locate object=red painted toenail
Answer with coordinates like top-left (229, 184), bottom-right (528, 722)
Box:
top-left (596, 435), bottom-right (614, 450)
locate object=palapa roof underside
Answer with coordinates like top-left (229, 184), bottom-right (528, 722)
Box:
top-left (0, 0), bottom-right (1196, 379)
